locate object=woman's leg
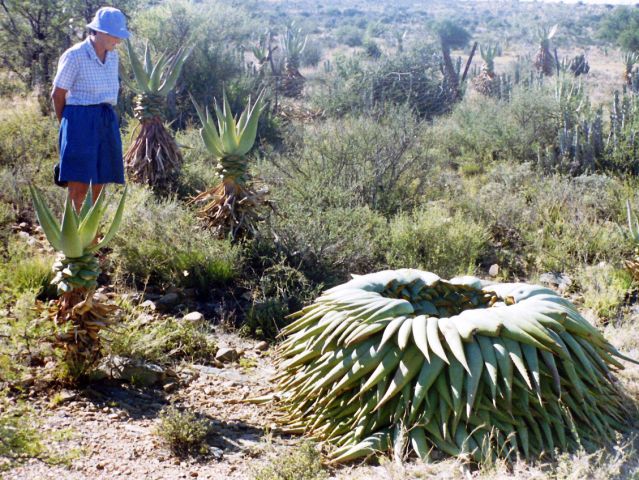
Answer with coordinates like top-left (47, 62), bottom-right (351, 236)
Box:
top-left (68, 181), bottom-right (104, 212)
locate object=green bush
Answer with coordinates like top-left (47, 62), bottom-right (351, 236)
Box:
top-left (266, 201), bottom-right (386, 285)
top-left (385, 204), bottom-right (490, 278)
top-left (0, 397), bottom-right (45, 471)
top-left (0, 200), bottom-right (16, 246)
top-left (108, 185), bottom-right (242, 292)
top-left (105, 313), bottom-right (217, 364)
top-left (363, 38), bottom-right (382, 58)
top-left (173, 125), bottom-right (219, 198)
top-left (0, 287), bottom-right (53, 385)
top-left (239, 263), bottom-right (321, 340)
top-left (0, 239), bottom-right (54, 305)
top-left (251, 442), bottom-right (327, 480)
top-left (0, 72), bottom-right (26, 97)
top-left (155, 406), bottom-right (210, 457)
top-left (576, 263), bottom-right (631, 322)
top-left (300, 40), bottom-right (323, 68)
top-left (525, 177), bottom-right (628, 273)
top-left (335, 25), bottom-right (364, 47)
top-left (430, 85), bottom-right (560, 166)
top-left (261, 104), bottom-right (427, 216)
top-left (0, 101), bottom-right (58, 168)
top-left (313, 45), bottom-right (446, 118)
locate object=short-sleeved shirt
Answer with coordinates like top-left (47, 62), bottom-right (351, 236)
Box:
top-left (52, 38), bottom-right (119, 106)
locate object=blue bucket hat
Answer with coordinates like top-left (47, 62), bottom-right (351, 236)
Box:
top-left (86, 7), bottom-right (130, 39)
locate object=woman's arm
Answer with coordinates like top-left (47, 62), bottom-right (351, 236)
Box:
top-left (51, 87), bottom-right (68, 122)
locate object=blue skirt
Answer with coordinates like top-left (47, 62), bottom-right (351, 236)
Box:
top-left (58, 104), bottom-right (125, 184)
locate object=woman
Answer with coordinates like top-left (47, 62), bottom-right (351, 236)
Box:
top-left (51, 7), bottom-right (130, 211)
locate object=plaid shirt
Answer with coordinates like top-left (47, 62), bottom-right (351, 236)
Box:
top-left (52, 38), bottom-right (119, 105)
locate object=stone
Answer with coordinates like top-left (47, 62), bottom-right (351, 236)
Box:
top-left (137, 313), bottom-right (155, 325)
top-left (163, 382), bottom-right (178, 393)
top-left (54, 390), bottom-right (77, 405)
top-left (488, 264), bottom-right (499, 277)
top-left (157, 292), bottom-right (180, 311)
top-left (210, 447), bottom-right (223, 460)
top-left (95, 355), bottom-right (166, 387)
top-left (183, 311), bottom-right (204, 324)
top-left (140, 300), bottom-right (157, 311)
top-left (539, 272), bottom-right (572, 292)
top-left (93, 292), bottom-right (109, 303)
top-left (215, 348), bottom-right (238, 363)
top-left (255, 341), bottom-right (269, 351)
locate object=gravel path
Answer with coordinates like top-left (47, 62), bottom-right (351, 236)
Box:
top-left (2, 338), bottom-right (286, 480)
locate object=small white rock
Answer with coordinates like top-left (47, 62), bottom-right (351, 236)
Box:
top-left (183, 311), bottom-right (204, 324)
top-left (488, 264), bottom-right (499, 277)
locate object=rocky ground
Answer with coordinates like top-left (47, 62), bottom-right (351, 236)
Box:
top-left (1, 333), bottom-right (290, 480)
top-left (4, 338), bottom-right (638, 480)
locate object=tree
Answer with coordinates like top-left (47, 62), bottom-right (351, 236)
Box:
top-left (598, 6), bottom-right (639, 52)
top-left (0, 0), bottom-right (137, 112)
top-left (435, 20), bottom-right (470, 102)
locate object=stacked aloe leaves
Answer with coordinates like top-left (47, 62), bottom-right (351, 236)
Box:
top-left (274, 269), bottom-right (638, 464)
top-left (124, 40), bottom-right (191, 187)
top-left (30, 186), bottom-right (127, 377)
top-left (191, 91), bottom-right (267, 239)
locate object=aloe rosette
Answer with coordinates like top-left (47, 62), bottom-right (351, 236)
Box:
top-left (124, 40), bottom-right (191, 187)
top-left (281, 24), bottom-right (307, 98)
top-left (273, 269), bottom-right (638, 464)
top-left (30, 185), bottom-right (127, 373)
top-left (191, 91), bottom-right (267, 239)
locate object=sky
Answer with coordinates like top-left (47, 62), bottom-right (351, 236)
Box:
top-left (521, 0), bottom-right (636, 3)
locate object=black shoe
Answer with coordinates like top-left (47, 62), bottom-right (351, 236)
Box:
top-left (54, 163), bottom-right (68, 188)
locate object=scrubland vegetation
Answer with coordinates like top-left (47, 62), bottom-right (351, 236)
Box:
top-left (2, 0), bottom-right (639, 478)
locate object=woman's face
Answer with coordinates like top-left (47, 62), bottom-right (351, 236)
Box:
top-left (94, 31), bottom-right (122, 51)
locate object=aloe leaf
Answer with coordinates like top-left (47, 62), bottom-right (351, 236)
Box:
top-left (126, 39), bottom-right (150, 92)
top-left (78, 187), bottom-right (108, 248)
top-left (88, 186), bottom-right (127, 253)
top-left (60, 192), bottom-right (83, 258)
top-left (29, 185), bottom-right (63, 251)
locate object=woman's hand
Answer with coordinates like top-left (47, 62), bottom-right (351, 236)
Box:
top-left (51, 87), bottom-right (68, 122)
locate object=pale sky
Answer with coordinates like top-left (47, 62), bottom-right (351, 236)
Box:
top-left (520, 0), bottom-right (636, 3)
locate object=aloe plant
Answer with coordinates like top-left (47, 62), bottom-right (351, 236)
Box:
top-left (534, 24), bottom-right (558, 76)
top-left (124, 39), bottom-right (192, 187)
top-left (30, 185), bottom-right (127, 378)
top-left (281, 24), bottom-right (307, 98)
top-left (473, 43), bottom-right (500, 97)
top-left (273, 269), bottom-right (638, 464)
top-left (190, 91), bottom-right (267, 239)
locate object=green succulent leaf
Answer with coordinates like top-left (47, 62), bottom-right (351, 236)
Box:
top-left (268, 269), bottom-right (637, 465)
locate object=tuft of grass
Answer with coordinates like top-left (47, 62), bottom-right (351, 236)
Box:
top-left (0, 393), bottom-right (81, 471)
top-left (0, 289), bottom-right (54, 384)
top-left (239, 357), bottom-right (257, 370)
top-left (0, 99), bottom-right (58, 169)
top-left (108, 185), bottom-right (242, 293)
top-left (104, 310), bottom-right (217, 365)
top-left (576, 263), bottom-right (632, 322)
top-left (385, 204), bottom-right (490, 278)
top-left (239, 263), bottom-right (321, 340)
top-left (251, 442), bottom-right (328, 480)
top-left (155, 406), bottom-right (210, 457)
top-left (0, 408), bottom-right (44, 471)
top-left (0, 238), bottom-right (54, 305)
top-left (0, 200), bottom-right (15, 245)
